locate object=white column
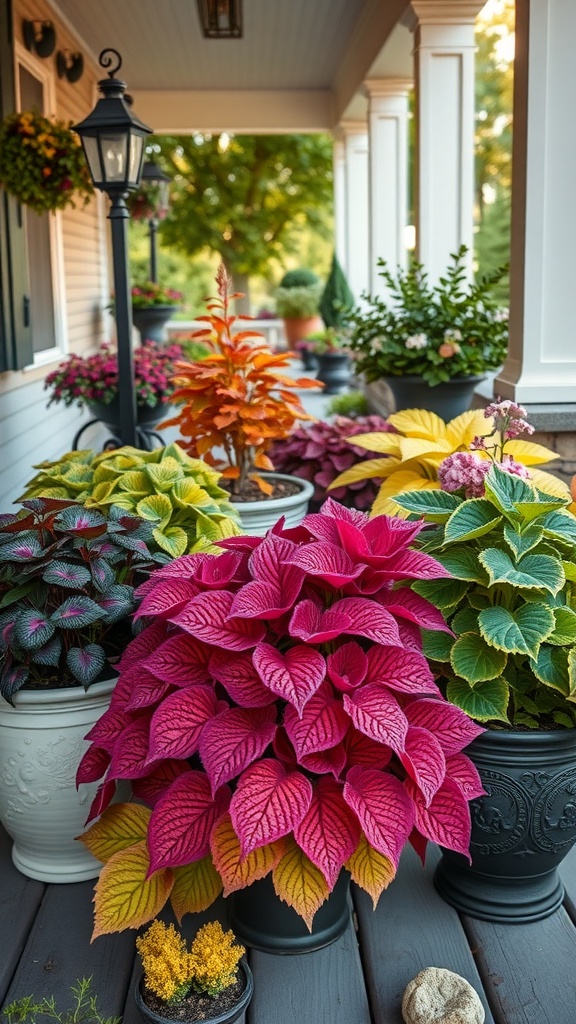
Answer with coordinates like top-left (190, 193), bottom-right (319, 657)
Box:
top-left (495, 0), bottom-right (576, 403)
top-left (410, 0), bottom-right (484, 283)
top-left (332, 131), bottom-right (347, 273)
top-left (364, 78), bottom-right (412, 296)
top-left (340, 121), bottom-right (370, 304)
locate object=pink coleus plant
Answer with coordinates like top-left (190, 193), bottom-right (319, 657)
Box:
top-left (79, 499), bottom-right (483, 935)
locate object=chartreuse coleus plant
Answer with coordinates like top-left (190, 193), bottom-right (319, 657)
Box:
top-left (396, 463), bottom-right (576, 728)
top-left (78, 499), bottom-right (483, 935)
top-left (331, 405), bottom-right (570, 517)
top-left (0, 498), bottom-right (162, 700)
top-left (161, 263), bottom-right (320, 496)
top-left (20, 443), bottom-right (241, 558)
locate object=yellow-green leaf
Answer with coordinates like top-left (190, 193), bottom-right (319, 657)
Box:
top-left (344, 432), bottom-right (402, 455)
top-left (211, 815), bottom-right (285, 895)
top-left (170, 858), bottom-right (222, 922)
top-left (153, 525), bottom-right (189, 557)
top-left (79, 803), bottom-right (151, 863)
top-left (272, 840), bottom-right (329, 931)
top-left (171, 478), bottom-right (212, 508)
top-left (92, 840), bottom-right (173, 938)
top-left (330, 457), bottom-right (392, 489)
top-left (345, 835), bottom-right (395, 909)
top-left (506, 439), bottom-right (560, 465)
top-left (387, 408), bottom-right (450, 441)
top-left (146, 459), bottom-right (182, 492)
top-left (444, 409), bottom-right (493, 449)
top-left (137, 494), bottom-right (173, 522)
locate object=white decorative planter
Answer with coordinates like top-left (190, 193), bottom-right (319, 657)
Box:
top-left (0, 678), bottom-right (116, 883)
top-left (234, 474), bottom-right (314, 535)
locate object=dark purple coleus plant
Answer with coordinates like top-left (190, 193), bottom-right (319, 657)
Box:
top-left (79, 499), bottom-right (484, 933)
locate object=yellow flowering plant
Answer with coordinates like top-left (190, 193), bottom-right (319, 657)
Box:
top-left (136, 920), bottom-right (245, 1006)
top-left (0, 110), bottom-right (93, 214)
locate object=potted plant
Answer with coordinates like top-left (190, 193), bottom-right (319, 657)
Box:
top-left (346, 246), bottom-right (509, 418)
top-left (319, 252), bottom-right (355, 331)
top-left (161, 264), bottom-right (321, 533)
top-left (20, 443), bottom-right (241, 558)
top-left (0, 111), bottom-right (93, 214)
top-left (275, 268), bottom-right (324, 351)
top-left (0, 497), bottom-right (162, 883)
top-left (394, 400), bottom-right (576, 923)
top-left (330, 406), bottom-right (570, 517)
top-left (304, 327), bottom-right (352, 394)
top-left (135, 919), bottom-right (252, 1024)
top-left (269, 414), bottom-right (392, 512)
top-left (44, 340), bottom-right (186, 448)
top-left (130, 282), bottom-right (184, 344)
top-left (79, 499), bottom-right (482, 952)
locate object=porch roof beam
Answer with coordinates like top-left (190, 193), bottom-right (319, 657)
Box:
top-left (130, 89), bottom-right (335, 134)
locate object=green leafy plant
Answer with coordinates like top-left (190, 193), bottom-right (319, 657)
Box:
top-left (275, 284), bottom-right (323, 319)
top-left (279, 268), bottom-right (320, 288)
top-left (0, 498), bottom-right (162, 700)
top-left (0, 111), bottom-right (93, 214)
top-left (346, 246), bottom-right (508, 386)
top-left (396, 463), bottom-right (576, 728)
top-left (304, 327), bottom-right (347, 354)
top-left (326, 391), bottom-right (370, 417)
top-left (2, 977), bottom-right (120, 1024)
top-left (20, 444), bottom-right (241, 559)
top-left (319, 253), bottom-right (355, 328)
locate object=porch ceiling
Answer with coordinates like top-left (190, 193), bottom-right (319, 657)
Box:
top-left (50, 0), bottom-right (412, 132)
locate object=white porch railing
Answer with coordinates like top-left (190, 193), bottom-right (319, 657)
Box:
top-left (166, 318), bottom-right (286, 350)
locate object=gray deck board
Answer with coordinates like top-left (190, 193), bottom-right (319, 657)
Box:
top-left (0, 828), bottom-right (45, 1005)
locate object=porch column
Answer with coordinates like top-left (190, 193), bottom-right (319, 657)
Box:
top-left (409, 0), bottom-right (484, 282)
top-left (332, 131), bottom-right (347, 272)
top-left (495, 0), bottom-right (576, 403)
top-left (340, 121), bottom-right (370, 303)
top-left (364, 78), bottom-right (412, 296)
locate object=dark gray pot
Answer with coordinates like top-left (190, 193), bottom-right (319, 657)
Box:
top-left (132, 305), bottom-right (179, 344)
top-left (316, 352), bottom-right (351, 394)
top-left (383, 374), bottom-right (485, 419)
top-left (434, 729), bottom-right (576, 923)
top-left (228, 871), bottom-right (351, 953)
top-left (135, 961), bottom-right (253, 1024)
top-left (85, 399), bottom-right (166, 452)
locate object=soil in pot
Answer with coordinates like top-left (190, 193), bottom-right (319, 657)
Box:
top-left (223, 478), bottom-right (302, 503)
top-left (135, 963), bottom-right (253, 1024)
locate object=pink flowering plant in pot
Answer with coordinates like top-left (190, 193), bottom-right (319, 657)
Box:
top-left (78, 500), bottom-right (483, 936)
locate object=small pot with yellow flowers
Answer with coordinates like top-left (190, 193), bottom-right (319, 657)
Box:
top-left (135, 920), bottom-right (253, 1024)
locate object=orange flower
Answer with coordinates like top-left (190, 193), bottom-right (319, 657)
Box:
top-left (438, 341), bottom-right (461, 358)
top-left (42, 167), bottom-right (52, 177)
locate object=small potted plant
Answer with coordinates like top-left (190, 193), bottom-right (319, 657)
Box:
top-left (0, 497), bottom-right (162, 883)
top-left (135, 919), bottom-right (252, 1024)
top-left (161, 264), bottom-right (321, 533)
top-left (304, 327), bottom-right (352, 394)
top-left (20, 443), bottom-right (241, 558)
top-left (0, 111), bottom-right (93, 214)
top-left (79, 499), bottom-right (482, 952)
top-left (130, 282), bottom-right (184, 344)
top-left (275, 268), bottom-right (324, 350)
top-left (394, 401), bottom-right (576, 923)
top-left (346, 246), bottom-right (508, 418)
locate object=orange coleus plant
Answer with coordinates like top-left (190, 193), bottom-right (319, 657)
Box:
top-left (161, 265), bottom-right (320, 496)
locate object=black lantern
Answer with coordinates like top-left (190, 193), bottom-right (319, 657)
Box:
top-left (73, 50), bottom-right (152, 449)
top-left (197, 0), bottom-right (242, 38)
top-left (139, 161), bottom-right (171, 282)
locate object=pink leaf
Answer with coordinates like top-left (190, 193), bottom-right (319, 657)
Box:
top-left (192, 551), bottom-right (244, 588)
top-left (145, 635), bottom-right (212, 688)
top-left (230, 534), bottom-right (304, 618)
top-left (294, 777), bottom-right (361, 888)
top-left (405, 698), bottom-right (485, 755)
top-left (125, 670), bottom-right (173, 711)
top-left (379, 548), bottom-right (450, 581)
top-left (287, 541), bottom-right (364, 586)
top-left (445, 753), bottom-right (485, 800)
top-left (364, 646), bottom-right (440, 696)
top-left (284, 684), bottom-right (349, 759)
top-left (289, 600), bottom-right (352, 643)
top-left (148, 685), bottom-right (220, 762)
top-left (252, 642), bottom-right (326, 715)
top-left (118, 620), bottom-right (168, 673)
top-left (378, 589), bottom-right (452, 633)
top-left (343, 684), bottom-right (408, 754)
top-left (272, 727), bottom-right (298, 770)
top-left (132, 761), bottom-right (191, 808)
top-left (229, 759), bottom-right (312, 856)
top-left (152, 553), bottom-right (203, 578)
top-left (397, 619), bottom-right (424, 652)
top-left (85, 707), bottom-right (130, 752)
top-left (76, 744), bottom-right (110, 785)
top-left (409, 828), bottom-right (429, 866)
top-left (343, 765), bottom-right (415, 867)
top-left (148, 771), bottom-right (231, 871)
top-left (327, 641), bottom-right (368, 693)
top-left (344, 729), bottom-right (393, 771)
top-left (135, 579), bottom-right (200, 620)
top-left (300, 745), bottom-right (347, 778)
top-left (199, 706), bottom-right (277, 793)
top-left (209, 650), bottom-right (276, 707)
top-left (85, 779), bottom-right (117, 824)
top-left (170, 591), bottom-right (265, 650)
top-left (399, 726), bottom-right (446, 807)
top-left (108, 718), bottom-right (151, 780)
top-left (406, 777), bottom-right (472, 859)
top-left (330, 596), bottom-right (401, 645)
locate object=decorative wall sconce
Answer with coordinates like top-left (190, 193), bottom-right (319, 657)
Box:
top-left (197, 0), bottom-right (242, 38)
top-left (23, 19), bottom-right (56, 58)
top-left (57, 50), bottom-right (84, 83)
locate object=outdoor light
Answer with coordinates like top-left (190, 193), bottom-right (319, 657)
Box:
top-left (197, 0), bottom-right (242, 38)
top-left (140, 161), bottom-right (171, 282)
top-left (73, 49), bottom-right (152, 449)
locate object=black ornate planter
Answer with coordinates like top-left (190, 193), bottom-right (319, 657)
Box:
top-left (434, 729), bottom-right (576, 923)
top-left (315, 352), bottom-right (351, 394)
top-left (383, 374), bottom-right (486, 419)
top-left (132, 305), bottom-right (179, 344)
top-left (72, 399), bottom-right (168, 452)
top-left (228, 871), bottom-right (351, 953)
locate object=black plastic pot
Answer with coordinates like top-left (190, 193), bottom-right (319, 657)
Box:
top-left (135, 962), bottom-right (253, 1024)
top-left (79, 399), bottom-right (166, 452)
top-left (315, 351), bottom-right (351, 394)
top-left (383, 374), bottom-right (485, 419)
top-left (434, 729), bottom-right (576, 923)
top-left (228, 871), bottom-right (351, 953)
top-left (132, 305), bottom-right (179, 344)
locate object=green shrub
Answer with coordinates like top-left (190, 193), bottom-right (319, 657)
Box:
top-left (275, 284), bottom-right (322, 318)
top-left (279, 268), bottom-right (320, 288)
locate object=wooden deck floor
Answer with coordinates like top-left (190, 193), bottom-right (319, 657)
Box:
top-left (2, 824), bottom-right (576, 1024)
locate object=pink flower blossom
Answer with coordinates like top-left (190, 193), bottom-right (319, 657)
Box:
top-left (438, 452), bottom-right (490, 497)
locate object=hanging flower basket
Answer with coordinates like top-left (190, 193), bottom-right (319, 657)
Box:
top-left (126, 182), bottom-right (168, 222)
top-left (0, 110), bottom-right (93, 214)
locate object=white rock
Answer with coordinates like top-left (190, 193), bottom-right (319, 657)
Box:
top-left (402, 967), bottom-right (485, 1024)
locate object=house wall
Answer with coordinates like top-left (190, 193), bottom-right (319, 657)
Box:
top-left (0, 0), bottom-right (108, 508)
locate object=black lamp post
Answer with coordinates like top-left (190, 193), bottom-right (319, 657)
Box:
top-left (140, 161), bottom-right (171, 282)
top-left (73, 49), bottom-right (152, 449)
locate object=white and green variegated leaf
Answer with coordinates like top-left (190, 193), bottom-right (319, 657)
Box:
top-left (514, 499), bottom-right (567, 522)
top-left (444, 500), bottom-right (502, 545)
top-left (394, 489), bottom-right (462, 522)
top-left (434, 547), bottom-right (489, 584)
top-left (483, 464), bottom-right (535, 516)
top-left (478, 603), bottom-right (555, 657)
top-left (542, 510), bottom-right (576, 545)
top-left (547, 607), bottom-right (576, 646)
top-left (14, 610), bottom-right (56, 651)
top-left (421, 630), bottom-right (455, 662)
top-left (66, 644), bottom-right (107, 688)
top-left (449, 632), bottom-right (508, 683)
top-left (451, 606), bottom-right (480, 635)
top-left (30, 635), bottom-right (62, 668)
top-left (50, 596), bottom-right (107, 630)
top-left (479, 548), bottom-right (565, 596)
top-left (503, 523), bottom-right (543, 559)
top-left (446, 675), bottom-right (510, 723)
top-left (42, 561), bottom-right (92, 590)
top-left (412, 578), bottom-right (470, 612)
top-left (529, 646), bottom-right (571, 696)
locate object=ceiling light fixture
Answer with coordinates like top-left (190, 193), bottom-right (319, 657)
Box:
top-left (197, 0), bottom-right (242, 39)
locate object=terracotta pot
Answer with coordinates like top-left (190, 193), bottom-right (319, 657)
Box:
top-left (282, 315), bottom-right (323, 349)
